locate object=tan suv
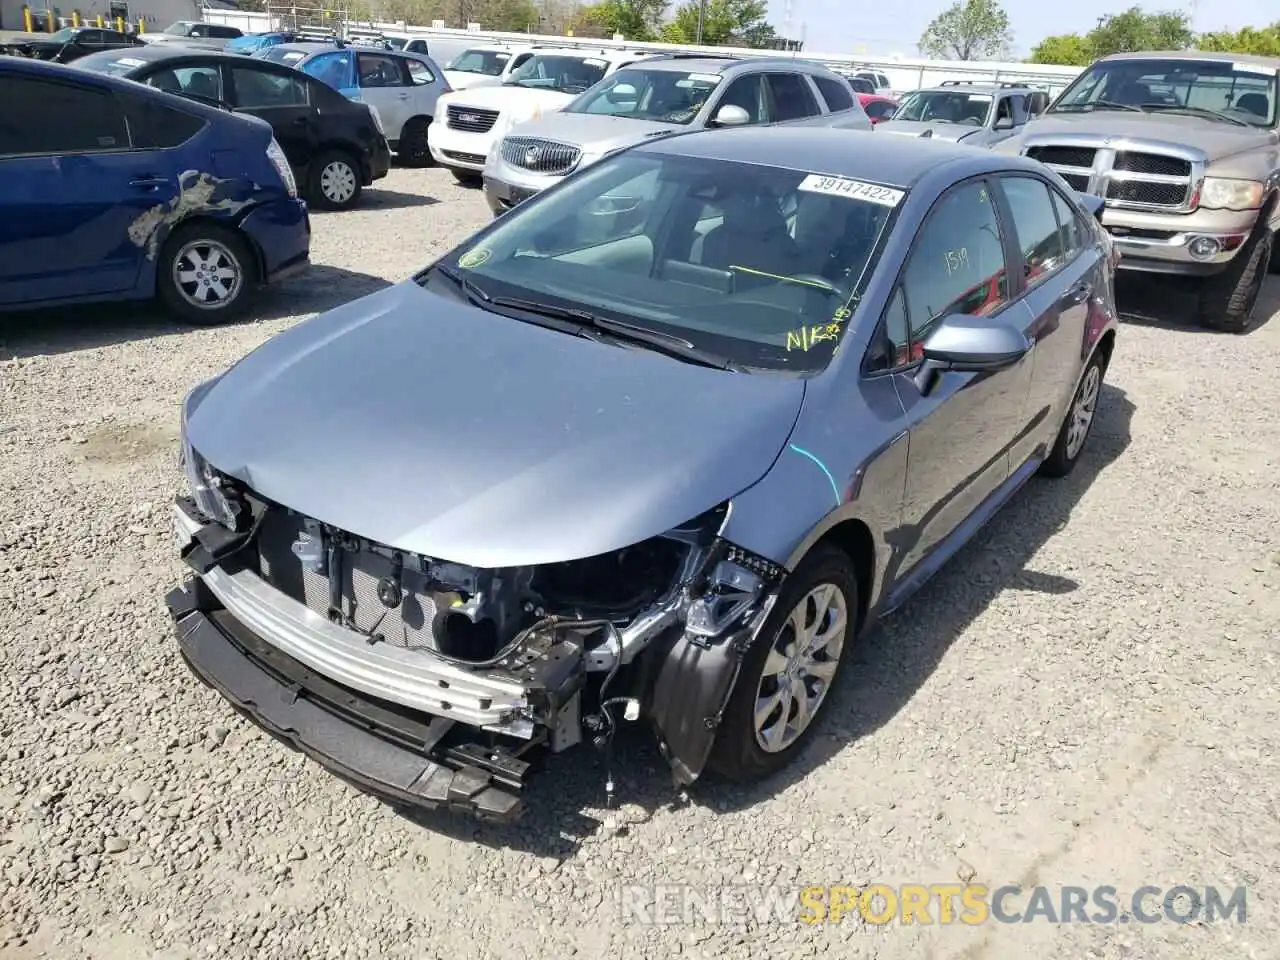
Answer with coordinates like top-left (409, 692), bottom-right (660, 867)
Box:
top-left (993, 50), bottom-right (1280, 332)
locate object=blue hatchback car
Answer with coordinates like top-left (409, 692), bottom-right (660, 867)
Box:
top-left (0, 57), bottom-right (310, 325)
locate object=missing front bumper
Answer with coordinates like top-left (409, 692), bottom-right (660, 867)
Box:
top-left (166, 577), bottom-right (531, 822)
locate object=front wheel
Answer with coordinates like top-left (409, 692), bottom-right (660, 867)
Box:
top-left (707, 544), bottom-right (857, 782)
top-left (156, 223), bottom-right (256, 326)
top-left (1039, 349), bottom-right (1106, 478)
top-left (1197, 227), bottom-right (1271, 333)
top-left (398, 117), bottom-right (433, 167)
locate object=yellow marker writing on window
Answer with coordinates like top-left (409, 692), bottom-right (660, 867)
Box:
top-left (786, 321), bottom-right (845, 351)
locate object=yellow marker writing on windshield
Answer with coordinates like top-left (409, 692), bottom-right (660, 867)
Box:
top-left (786, 321), bottom-right (844, 351)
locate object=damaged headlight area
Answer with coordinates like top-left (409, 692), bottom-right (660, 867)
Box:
top-left (167, 458), bottom-right (790, 815)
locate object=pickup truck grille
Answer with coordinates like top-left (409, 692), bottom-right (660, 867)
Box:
top-left (1024, 142), bottom-right (1194, 211)
top-left (500, 136), bottom-right (580, 175)
top-left (446, 105), bottom-right (499, 133)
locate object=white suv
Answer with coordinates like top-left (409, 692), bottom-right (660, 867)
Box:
top-left (429, 48), bottom-right (656, 184)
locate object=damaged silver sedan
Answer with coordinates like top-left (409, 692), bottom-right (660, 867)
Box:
top-left (166, 126), bottom-right (1118, 821)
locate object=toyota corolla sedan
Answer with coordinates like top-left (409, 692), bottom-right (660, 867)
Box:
top-left (166, 127), bottom-right (1118, 821)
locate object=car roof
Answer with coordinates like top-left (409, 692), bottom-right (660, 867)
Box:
top-left (77, 45), bottom-right (294, 68)
top-left (635, 125), bottom-right (1041, 190)
top-left (1096, 49), bottom-right (1280, 69)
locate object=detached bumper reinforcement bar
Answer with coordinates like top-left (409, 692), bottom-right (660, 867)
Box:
top-left (165, 578), bottom-right (527, 822)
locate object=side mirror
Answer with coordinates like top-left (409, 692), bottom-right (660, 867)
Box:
top-left (994, 115), bottom-right (1014, 130)
top-left (606, 82), bottom-right (638, 104)
top-left (710, 103), bottom-right (750, 127)
top-left (911, 313), bottom-right (1031, 395)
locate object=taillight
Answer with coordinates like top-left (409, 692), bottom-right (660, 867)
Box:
top-left (265, 136), bottom-right (297, 198)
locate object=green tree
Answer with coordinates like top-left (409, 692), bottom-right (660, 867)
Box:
top-left (1196, 22), bottom-right (1280, 56)
top-left (574, 0), bottom-right (666, 39)
top-left (660, 0), bottom-right (776, 46)
top-left (918, 0), bottom-right (1012, 60)
top-left (1027, 32), bottom-right (1093, 65)
top-left (1087, 6), bottom-right (1192, 56)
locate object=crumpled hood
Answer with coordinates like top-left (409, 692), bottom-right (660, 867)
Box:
top-left (875, 119), bottom-right (980, 142)
top-left (1011, 111), bottom-right (1277, 161)
top-left (502, 112), bottom-right (679, 156)
top-left (186, 282), bottom-right (806, 569)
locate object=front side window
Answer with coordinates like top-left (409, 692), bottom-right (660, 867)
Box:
top-left (876, 180), bottom-right (1008, 369)
top-left (299, 50), bottom-right (354, 89)
top-left (1050, 189), bottom-right (1084, 257)
top-left (711, 73), bottom-right (767, 124)
top-left (1000, 175), bottom-right (1066, 287)
top-left (893, 90), bottom-right (992, 126)
top-left (406, 58), bottom-right (434, 85)
top-left (145, 65), bottom-right (222, 101)
top-left (357, 53), bottom-right (406, 88)
top-left (503, 54), bottom-right (608, 95)
top-left (434, 153), bottom-right (902, 373)
top-left (1052, 57), bottom-right (1278, 126)
top-left (445, 49), bottom-right (510, 76)
top-left (568, 67), bottom-right (721, 124)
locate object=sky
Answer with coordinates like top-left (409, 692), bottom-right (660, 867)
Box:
top-left (764, 0), bottom-right (1263, 59)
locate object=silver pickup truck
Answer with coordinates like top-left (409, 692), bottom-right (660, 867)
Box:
top-left (993, 50), bottom-right (1280, 333)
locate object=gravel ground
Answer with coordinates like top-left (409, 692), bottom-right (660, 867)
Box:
top-left (2, 166), bottom-right (1278, 960)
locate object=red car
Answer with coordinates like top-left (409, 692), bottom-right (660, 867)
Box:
top-left (858, 93), bottom-right (899, 125)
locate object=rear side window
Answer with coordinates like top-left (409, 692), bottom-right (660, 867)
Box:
top-left (122, 94), bottom-right (206, 148)
top-left (999, 175), bottom-right (1065, 287)
top-left (766, 72), bottom-right (819, 121)
top-left (813, 75), bottom-right (853, 112)
top-left (357, 52), bottom-right (406, 87)
top-left (1050, 189), bottom-right (1084, 257)
top-left (0, 77), bottom-right (128, 156)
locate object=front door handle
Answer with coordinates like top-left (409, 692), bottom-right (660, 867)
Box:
top-left (129, 176), bottom-right (169, 189)
top-left (1062, 280), bottom-right (1092, 305)
top-left (397, 92), bottom-right (410, 99)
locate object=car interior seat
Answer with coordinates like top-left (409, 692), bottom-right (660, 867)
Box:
top-left (184, 71), bottom-right (218, 99)
top-left (148, 68), bottom-right (182, 94)
top-left (700, 191), bottom-right (800, 286)
top-left (1235, 92), bottom-right (1269, 118)
top-left (1115, 81), bottom-right (1153, 105)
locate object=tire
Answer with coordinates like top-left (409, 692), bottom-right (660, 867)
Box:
top-left (452, 168), bottom-right (483, 186)
top-left (398, 117), bottom-right (433, 167)
top-left (156, 223), bottom-right (257, 326)
top-left (1038, 349), bottom-right (1106, 479)
top-left (1269, 230), bottom-right (1280, 274)
top-left (1196, 226), bottom-right (1271, 333)
top-left (306, 150), bottom-right (363, 211)
top-left (707, 544), bottom-right (858, 783)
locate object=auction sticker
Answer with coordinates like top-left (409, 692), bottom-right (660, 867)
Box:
top-left (458, 247), bottom-right (491, 268)
top-left (798, 174), bottom-right (905, 207)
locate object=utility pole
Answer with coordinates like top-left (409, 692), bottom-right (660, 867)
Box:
top-left (695, 0), bottom-right (705, 45)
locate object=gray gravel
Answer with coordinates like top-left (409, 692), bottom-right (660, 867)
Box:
top-left (2, 166), bottom-right (1278, 960)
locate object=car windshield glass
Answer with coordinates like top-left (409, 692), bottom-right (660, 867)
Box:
top-left (446, 49), bottom-right (510, 75)
top-left (259, 47), bottom-right (307, 65)
top-left (49, 27), bottom-right (75, 41)
top-left (893, 90), bottom-right (992, 125)
top-left (385, 36), bottom-right (406, 48)
top-left (434, 152), bottom-right (902, 374)
top-left (74, 51), bottom-right (145, 75)
top-left (567, 67), bottom-right (721, 124)
top-left (503, 54), bottom-right (608, 94)
top-left (162, 22), bottom-right (190, 36)
top-left (1051, 57), bottom-right (1278, 126)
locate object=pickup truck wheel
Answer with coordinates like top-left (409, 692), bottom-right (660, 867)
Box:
top-left (1269, 230), bottom-right (1280, 274)
top-left (1197, 227), bottom-right (1270, 333)
top-left (399, 117), bottom-right (433, 167)
top-left (707, 544), bottom-right (857, 783)
top-left (307, 151), bottom-right (362, 211)
top-left (157, 224), bottom-right (256, 326)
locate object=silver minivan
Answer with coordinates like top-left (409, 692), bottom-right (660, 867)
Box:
top-left (482, 54), bottom-right (874, 216)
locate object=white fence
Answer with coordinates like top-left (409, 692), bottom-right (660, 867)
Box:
top-left (198, 7), bottom-right (1085, 96)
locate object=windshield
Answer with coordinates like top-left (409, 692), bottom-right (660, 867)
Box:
top-left (1051, 57), bottom-right (1279, 126)
top-left (504, 54), bottom-right (608, 94)
top-left (49, 27), bottom-right (75, 41)
top-left (74, 51), bottom-right (146, 76)
top-left (431, 152), bottom-right (901, 373)
top-left (162, 22), bottom-right (191, 36)
top-left (385, 36), bottom-right (406, 49)
top-left (446, 48), bottom-right (511, 75)
top-left (567, 67), bottom-right (721, 124)
top-left (893, 90), bottom-right (992, 125)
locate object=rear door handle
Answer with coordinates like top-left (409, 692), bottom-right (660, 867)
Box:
top-left (397, 92), bottom-right (410, 99)
top-left (129, 176), bottom-right (168, 189)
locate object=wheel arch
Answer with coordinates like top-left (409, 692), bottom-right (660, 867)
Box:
top-left (150, 214), bottom-right (265, 294)
top-left (782, 517), bottom-right (877, 636)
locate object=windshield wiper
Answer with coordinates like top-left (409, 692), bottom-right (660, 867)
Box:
top-left (1141, 103), bottom-right (1252, 127)
top-left (1053, 100), bottom-right (1145, 113)
top-left (488, 296), bottom-right (742, 371)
